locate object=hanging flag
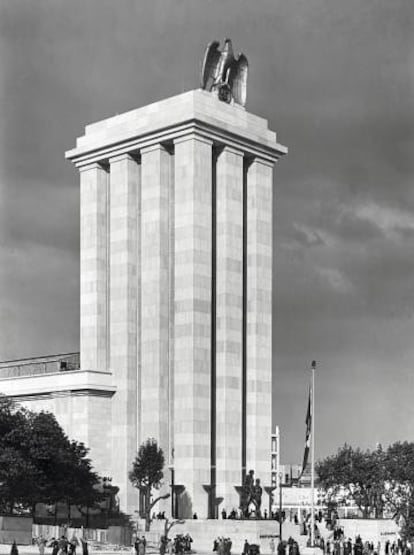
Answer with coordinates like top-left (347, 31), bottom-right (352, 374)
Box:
top-left (300, 386), bottom-right (312, 477)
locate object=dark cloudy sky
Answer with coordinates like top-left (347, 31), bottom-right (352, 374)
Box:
top-left (1, 0), bottom-right (413, 463)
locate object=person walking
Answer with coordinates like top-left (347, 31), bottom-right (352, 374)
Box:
top-left (270, 539), bottom-right (276, 555)
top-left (37, 535), bottom-right (47, 555)
top-left (160, 536), bottom-right (168, 555)
top-left (139, 537), bottom-right (146, 555)
top-left (69, 536), bottom-right (79, 555)
top-left (58, 536), bottom-right (69, 555)
top-left (49, 538), bottom-right (59, 555)
top-left (80, 538), bottom-right (88, 555)
top-left (10, 541), bottom-right (19, 555)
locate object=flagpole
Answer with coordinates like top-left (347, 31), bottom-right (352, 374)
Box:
top-left (311, 360), bottom-right (316, 547)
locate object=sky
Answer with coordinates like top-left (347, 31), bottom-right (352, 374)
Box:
top-left (0, 0), bottom-right (413, 463)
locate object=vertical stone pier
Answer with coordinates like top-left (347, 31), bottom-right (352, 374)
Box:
top-left (109, 154), bottom-right (140, 512)
top-left (215, 146), bottom-right (244, 512)
top-left (140, 145), bottom-right (171, 454)
top-left (66, 90), bottom-right (287, 517)
top-left (173, 134), bottom-right (213, 517)
top-left (79, 163), bottom-right (109, 373)
top-left (246, 159), bottom-right (274, 488)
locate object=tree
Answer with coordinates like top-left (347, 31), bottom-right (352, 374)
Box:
top-left (0, 397), bottom-right (41, 513)
top-left (383, 442), bottom-right (414, 538)
top-left (58, 440), bottom-right (103, 523)
top-left (316, 444), bottom-right (386, 518)
top-left (317, 441), bottom-right (414, 532)
top-left (129, 438), bottom-right (170, 531)
top-left (23, 410), bottom-right (75, 514)
top-left (0, 396), bottom-right (104, 521)
top-left (163, 517), bottom-right (185, 540)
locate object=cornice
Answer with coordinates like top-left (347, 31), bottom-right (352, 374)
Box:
top-left (66, 119), bottom-right (288, 169)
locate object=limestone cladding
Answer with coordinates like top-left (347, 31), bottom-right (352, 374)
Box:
top-left (245, 158), bottom-right (273, 487)
top-left (27, 395), bottom-right (112, 478)
top-left (64, 89), bottom-right (288, 518)
top-left (215, 146), bottom-right (244, 512)
top-left (109, 154), bottom-right (140, 514)
top-left (140, 145), bottom-right (171, 454)
top-left (68, 90), bottom-right (282, 157)
top-left (79, 163), bottom-right (109, 372)
top-left (140, 144), bottom-right (172, 511)
top-left (173, 134), bottom-right (212, 518)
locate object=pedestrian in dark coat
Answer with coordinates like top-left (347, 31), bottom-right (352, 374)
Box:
top-left (80, 538), bottom-right (88, 555)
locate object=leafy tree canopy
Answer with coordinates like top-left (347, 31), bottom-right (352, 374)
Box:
top-left (129, 438), bottom-right (169, 531)
top-left (129, 438), bottom-right (165, 490)
top-left (317, 441), bottom-right (414, 532)
top-left (0, 395), bottom-right (103, 516)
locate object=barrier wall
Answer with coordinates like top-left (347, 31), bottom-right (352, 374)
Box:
top-left (0, 516), bottom-right (33, 545)
top-left (337, 519), bottom-right (399, 543)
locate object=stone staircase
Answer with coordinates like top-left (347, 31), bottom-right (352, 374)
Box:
top-left (147, 518), bottom-right (332, 554)
top-left (149, 520), bottom-right (278, 553)
top-left (278, 518), bottom-right (332, 548)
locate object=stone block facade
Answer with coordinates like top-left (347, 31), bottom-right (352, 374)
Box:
top-left (1, 89), bottom-right (287, 519)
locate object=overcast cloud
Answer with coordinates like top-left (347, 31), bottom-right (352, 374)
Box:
top-left (0, 0), bottom-right (413, 462)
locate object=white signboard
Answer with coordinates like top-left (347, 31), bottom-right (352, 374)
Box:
top-left (272, 487), bottom-right (320, 507)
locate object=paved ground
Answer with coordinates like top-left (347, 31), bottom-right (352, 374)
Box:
top-left (0, 549), bottom-right (215, 555)
top-left (0, 546), bottom-right (137, 555)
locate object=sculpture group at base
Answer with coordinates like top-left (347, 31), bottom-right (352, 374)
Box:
top-left (239, 470), bottom-right (263, 519)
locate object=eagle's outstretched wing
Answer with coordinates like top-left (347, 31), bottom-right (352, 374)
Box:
top-left (228, 53), bottom-right (248, 107)
top-left (215, 39), bottom-right (234, 87)
top-left (201, 41), bottom-right (221, 91)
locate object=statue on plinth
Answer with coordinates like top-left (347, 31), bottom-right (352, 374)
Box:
top-left (238, 470), bottom-right (263, 518)
top-left (252, 478), bottom-right (263, 517)
top-left (201, 39), bottom-right (248, 107)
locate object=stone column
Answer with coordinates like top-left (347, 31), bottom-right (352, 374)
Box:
top-left (79, 162), bottom-right (109, 372)
top-left (173, 134), bottom-right (212, 518)
top-left (246, 158), bottom-right (273, 488)
top-left (109, 153), bottom-right (140, 514)
top-left (215, 146), bottom-right (244, 512)
top-left (140, 145), bottom-right (171, 457)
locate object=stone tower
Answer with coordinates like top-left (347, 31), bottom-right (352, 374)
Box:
top-left (66, 89), bottom-right (287, 517)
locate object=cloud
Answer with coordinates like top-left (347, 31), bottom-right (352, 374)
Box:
top-left (288, 223), bottom-right (331, 248)
top-left (316, 267), bottom-right (352, 294)
top-left (352, 202), bottom-right (414, 240)
top-left (1, 0), bottom-right (413, 462)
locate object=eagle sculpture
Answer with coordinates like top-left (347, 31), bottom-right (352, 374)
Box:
top-left (200, 39), bottom-right (248, 107)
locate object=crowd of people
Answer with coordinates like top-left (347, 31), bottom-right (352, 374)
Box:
top-left (134, 536), bottom-right (147, 555)
top-left (172, 534), bottom-right (193, 554)
top-left (157, 533), bottom-right (194, 555)
top-left (220, 508), bottom-right (285, 521)
top-left (316, 535), bottom-right (413, 555)
top-left (242, 539), bottom-right (261, 555)
top-left (275, 537), bottom-right (300, 555)
top-left (213, 536), bottom-right (233, 555)
top-left (9, 511), bottom-right (412, 555)
top-left (9, 535), bottom-right (89, 555)
top-left (29, 535), bottom-right (89, 555)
